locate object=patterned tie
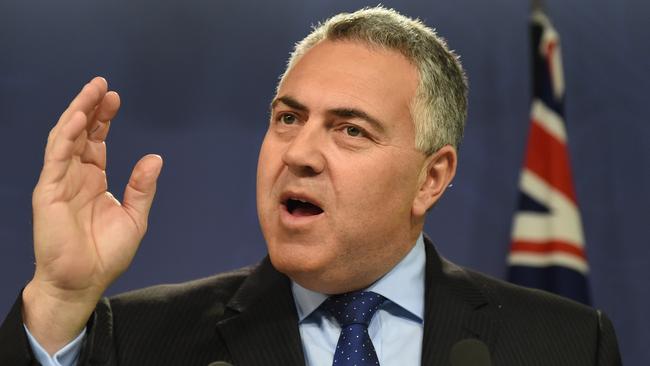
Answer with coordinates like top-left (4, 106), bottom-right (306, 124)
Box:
top-left (321, 291), bottom-right (387, 366)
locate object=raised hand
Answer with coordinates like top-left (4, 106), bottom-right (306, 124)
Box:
top-left (22, 77), bottom-right (163, 354)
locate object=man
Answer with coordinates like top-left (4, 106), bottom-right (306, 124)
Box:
top-left (0, 7), bottom-right (621, 366)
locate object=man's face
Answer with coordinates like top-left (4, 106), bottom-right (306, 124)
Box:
top-left (257, 40), bottom-right (428, 293)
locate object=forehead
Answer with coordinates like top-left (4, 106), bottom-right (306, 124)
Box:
top-left (277, 40), bottom-right (419, 128)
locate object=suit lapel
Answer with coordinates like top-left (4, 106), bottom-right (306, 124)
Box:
top-left (215, 258), bottom-right (305, 366)
top-left (214, 239), bottom-right (500, 366)
top-left (421, 236), bottom-right (500, 365)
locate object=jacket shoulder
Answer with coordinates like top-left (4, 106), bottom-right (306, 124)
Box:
top-left (81, 265), bottom-right (261, 365)
top-left (104, 264), bottom-right (260, 339)
top-left (458, 266), bottom-right (620, 364)
top-left (461, 266), bottom-right (595, 318)
top-left (109, 264), bottom-right (256, 309)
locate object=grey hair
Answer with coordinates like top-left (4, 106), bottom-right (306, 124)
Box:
top-left (278, 6), bottom-right (468, 155)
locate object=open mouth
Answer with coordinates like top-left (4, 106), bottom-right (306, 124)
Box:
top-left (284, 198), bottom-right (324, 217)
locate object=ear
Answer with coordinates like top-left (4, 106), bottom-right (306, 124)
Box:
top-left (412, 145), bottom-right (457, 217)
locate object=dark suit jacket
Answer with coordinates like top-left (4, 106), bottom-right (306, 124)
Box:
top-left (0, 238), bottom-right (621, 365)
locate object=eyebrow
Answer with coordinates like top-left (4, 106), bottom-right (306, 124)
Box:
top-left (271, 95), bottom-right (307, 112)
top-left (329, 107), bottom-right (385, 133)
top-left (271, 95), bottom-right (386, 133)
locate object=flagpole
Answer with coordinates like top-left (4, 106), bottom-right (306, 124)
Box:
top-left (531, 0), bottom-right (544, 11)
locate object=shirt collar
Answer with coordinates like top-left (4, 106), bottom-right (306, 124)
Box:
top-left (291, 234), bottom-right (426, 323)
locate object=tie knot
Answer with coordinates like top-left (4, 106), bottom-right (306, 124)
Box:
top-left (322, 291), bottom-right (386, 327)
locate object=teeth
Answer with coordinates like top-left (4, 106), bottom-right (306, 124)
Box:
top-left (290, 197), bottom-right (309, 204)
top-left (285, 196), bottom-right (318, 206)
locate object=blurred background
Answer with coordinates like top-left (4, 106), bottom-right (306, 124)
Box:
top-left (1, 0), bottom-right (648, 363)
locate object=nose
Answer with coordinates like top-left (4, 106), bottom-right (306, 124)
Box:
top-left (282, 122), bottom-right (326, 176)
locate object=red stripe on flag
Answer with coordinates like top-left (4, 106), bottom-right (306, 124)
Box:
top-left (511, 239), bottom-right (587, 260)
top-left (524, 120), bottom-right (577, 203)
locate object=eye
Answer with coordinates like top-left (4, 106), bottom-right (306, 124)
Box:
top-left (345, 126), bottom-right (363, 137)
top-left (280, 113), bottom-right (297, 125)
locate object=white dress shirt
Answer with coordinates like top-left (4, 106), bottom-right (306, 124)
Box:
top-left (292, 234), bottom-right (425, 366)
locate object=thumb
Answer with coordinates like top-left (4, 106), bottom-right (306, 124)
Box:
top-left (122, 154), bottom-right (163, 235)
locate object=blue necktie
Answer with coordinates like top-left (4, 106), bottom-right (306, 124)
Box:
top-left (322, 291), bottom-right (387, 366)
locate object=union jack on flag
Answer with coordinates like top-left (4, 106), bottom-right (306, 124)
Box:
top-left (507, 9), bottom-right (590, 305)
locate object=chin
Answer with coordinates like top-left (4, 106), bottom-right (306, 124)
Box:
top-left (267, 243), bottom-right (333, 286)
top-left (268, 243), bottom-right (320, 272)
top-left (268, 245), bottom-right (368, 294)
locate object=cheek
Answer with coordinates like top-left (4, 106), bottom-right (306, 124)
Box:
top-left (257, 136), bottom-right (282, 189)
top-left (334, 155), bottom-right (420, 219)
top-left (257, 134), bottom-right (273, 173)
top-left (256, 137), bottom-right (280, 219)
top-left (351, 152), bottom-right (419, 194)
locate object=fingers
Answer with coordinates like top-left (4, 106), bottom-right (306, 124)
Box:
top-left (87, 91), bottom-right (120, 142)
top-left (62, 77), bottom-right (108, 127)
top-left (80, 91), bottom-right (121, 170)
top-left (122, 155), bottom-right (164, 235)
top-left (80, 141), bottom-right (107, 171)
top-left (39, 111), bottom-right (89, 185)
top-left (45, 77), bottom-right (110, 158)
top-left (40, 78), bottom-right (118, 184)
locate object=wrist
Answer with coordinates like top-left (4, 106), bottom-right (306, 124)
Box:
top-left (22, 280), bottom-right (99, 355)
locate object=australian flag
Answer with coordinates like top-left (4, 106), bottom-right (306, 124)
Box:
top-left (507, 8), bottom-right (590, 305)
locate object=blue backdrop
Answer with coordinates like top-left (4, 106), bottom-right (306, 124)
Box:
top-left (1, 0), bottom-right (648, 364)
